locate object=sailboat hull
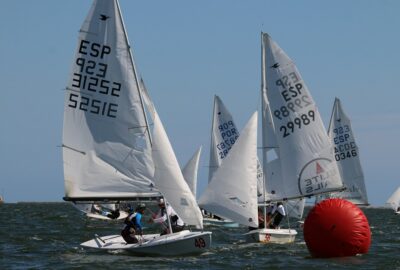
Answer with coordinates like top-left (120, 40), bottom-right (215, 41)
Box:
top-left (85, 211), bottom-right (128, 221)
top-left (81, 230), bottom-right (212, 256)
top-left (203, 217), bottom-right (239, 228)
top-left (244, 228), bottom-right (297, 244)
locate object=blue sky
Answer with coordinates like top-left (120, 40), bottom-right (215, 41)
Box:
top-left (1, 0), bottom-right (399, 206)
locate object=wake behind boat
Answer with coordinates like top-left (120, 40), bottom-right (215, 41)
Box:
top-left (62, 0), bottom-right (211, 255)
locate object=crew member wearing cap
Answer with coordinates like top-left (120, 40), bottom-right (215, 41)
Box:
top-left (150, 198), bottom-right (184, 235)
top-left (121, 203), bottom-right (146, 244)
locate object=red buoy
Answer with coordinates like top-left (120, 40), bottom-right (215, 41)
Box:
top-left (303, 198), bottom-right (371, 258)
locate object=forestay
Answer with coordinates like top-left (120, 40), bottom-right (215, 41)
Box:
top-left (261, 33), bottom-right (343, 200)
top-left (62, 0), bottom-right (159, 200)
top-left (325, 98), bottom-right (368, 205)
top-left (199, 113), bottom-right (259, 228)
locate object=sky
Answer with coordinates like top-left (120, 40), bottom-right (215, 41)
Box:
top-left (1, 0), bottom-right (399, 206)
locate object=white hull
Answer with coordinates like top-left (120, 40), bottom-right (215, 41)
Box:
top-left (244, 228), bottom-right (297, 244)
top-left (203, 217), bottom-right (239, 228)
top-left (81, 230), bottom-right (212, 256)
top-left (86, 211), bottom-right (129, 221)
top-left (395, 211), bottom-right (400, 215)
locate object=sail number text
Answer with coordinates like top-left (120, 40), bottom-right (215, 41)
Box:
top-left (67, 40), bottom-right (122, 118)
top-left (216, 121), bottom-right (238, 159)
top-left (194, 237), bottom-right (206, 248)
top-left (279, 110), bottom-right (315, 138)
top-left (332, 125), bottom-right (358, 161)
top-left (272, 72), bottom-right (316, 138)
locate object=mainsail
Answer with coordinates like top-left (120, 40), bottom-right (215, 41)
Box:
top-left (325, 98), bottom-right (369, 205)
top-left (261, 32), bottom-right (343, 200)
top-left (62, 0), bottom-right (159, 200)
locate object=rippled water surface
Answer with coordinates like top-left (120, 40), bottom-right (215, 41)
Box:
top-left (1, 203), bottom-right (399, 269)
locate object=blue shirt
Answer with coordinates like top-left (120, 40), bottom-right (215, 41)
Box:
top-left (133, 212), bottom-right (143, 231)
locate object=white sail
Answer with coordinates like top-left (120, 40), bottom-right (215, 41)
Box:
top-left (62, 0), bottom-right (158, 200)
top-left (199, 112), bottom-right (259, 228)
top-left (387, 187), bottom-right (400, 212)
top-left (208, 95), bottom-right (239, 182)
top-left (285, 198), bottom-right (306, 219)
top-left (261, 33), bottom-right (343, 200)
top-left (261, 93), bottom-right (282, 201)
top-left (151, 111), bottom-right (203, 228)
top-left (182, 147), bottom-right (202, 198)
top-left (261, 93), bottom-right (305, 218)
top-left (326, 98), bottom-right (369, 205)
top-left (208, 95), bottom-right (264, 195)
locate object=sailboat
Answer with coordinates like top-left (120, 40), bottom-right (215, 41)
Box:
top-left (248, 33), bottom-right (345, 242)
top-left (202, 95), bottom-right (264, 228)
top-left (63, 0), bottom-right (211, 255)
top-left (199, 112), bottom-right (259, 231)
top-left (316, 98), bottom-right (369, 205)
top-left (386, 187), bottom-right (400, 214)
top-left (73, 202), bottom-right (129, 220)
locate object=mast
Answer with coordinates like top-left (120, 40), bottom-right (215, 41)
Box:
top-left (261, 32), bottom-right (267, 228)
top-left (327, 98), bottom-right (338, 135)
top-left (115, 0), bottom-right (152, 146)
top-left (208, 95), bottom-right (217, 183)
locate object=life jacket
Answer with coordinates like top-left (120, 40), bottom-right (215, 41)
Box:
top-left (124, 212), bottom-right (137, 228)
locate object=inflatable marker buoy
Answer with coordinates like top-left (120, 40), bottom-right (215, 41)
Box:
top-left (303, 198), bottom-right (371, 258)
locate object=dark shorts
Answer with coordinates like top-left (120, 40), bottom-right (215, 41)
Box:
top-left (121, 228), bottom-right (138, 244)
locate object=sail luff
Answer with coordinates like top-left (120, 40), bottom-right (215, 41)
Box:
top-left (115, 0), bottom-right (152, 146)
top-left (327, 97), bottom-right (339, 135)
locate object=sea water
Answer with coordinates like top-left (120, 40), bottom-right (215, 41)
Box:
top-left (0, 203), bottom-right (399, 269)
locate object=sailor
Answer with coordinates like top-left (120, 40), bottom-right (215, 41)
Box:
top-left (121, 203), bottom-right (146, 244)
top-left (150, 198), bottom-right (184, 235)
top-left (248, 207), bottom-right (265, 231)
top-left (270, 202), bottom-right (286, 229)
